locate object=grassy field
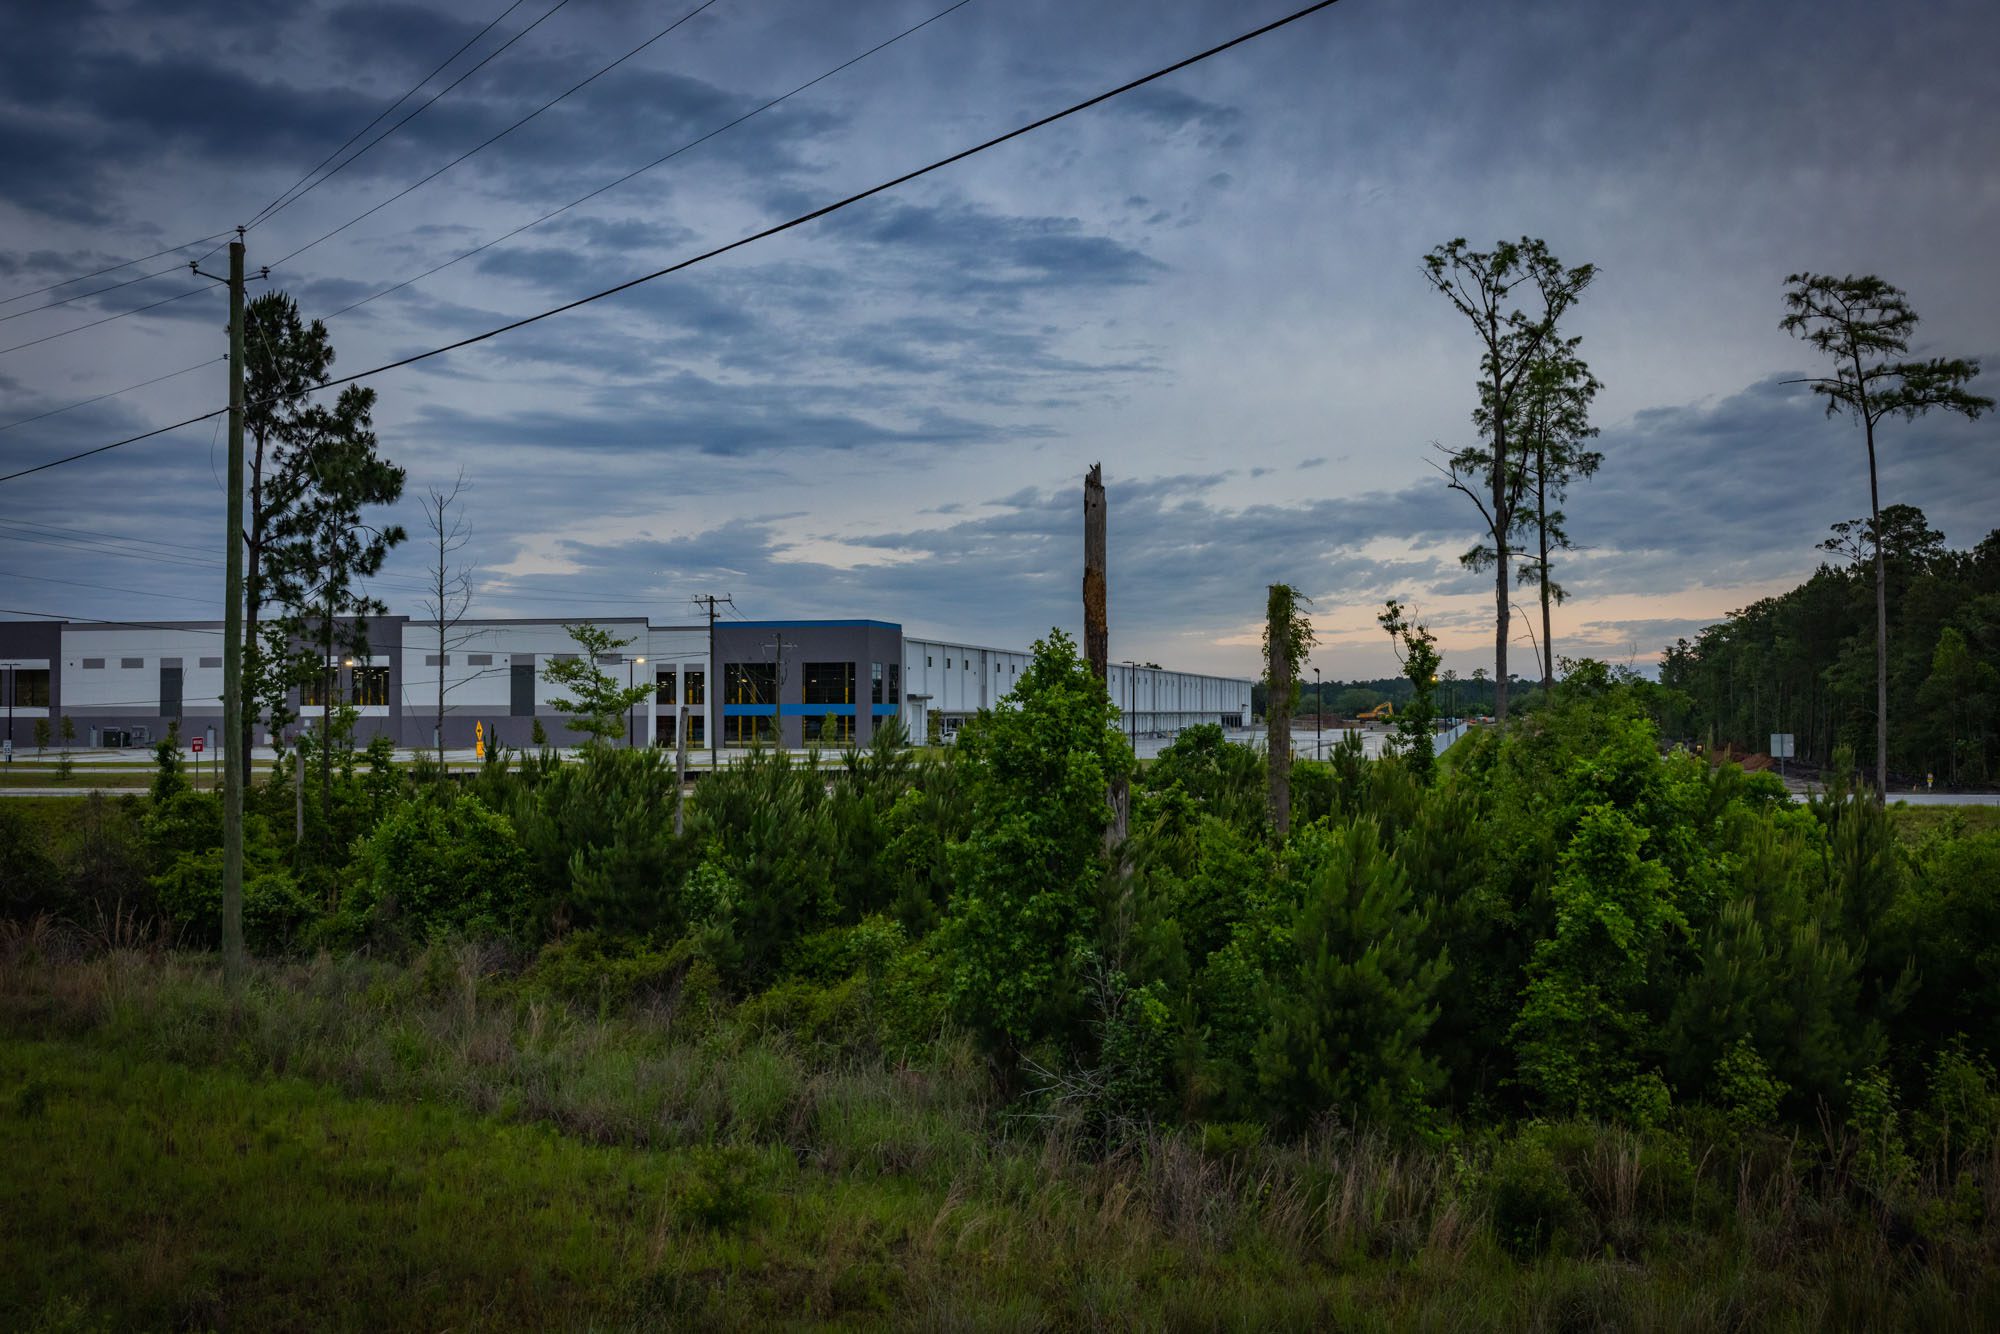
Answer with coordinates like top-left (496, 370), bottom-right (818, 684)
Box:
top-left (2, 946), bottom-right (1994, 1331)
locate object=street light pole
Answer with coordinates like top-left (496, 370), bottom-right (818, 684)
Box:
top-left (1314, 666), bottom-right (1321, 761)
top-left (628, 656), bottom-right (645, 748)
top-left (1120, 660), bottom-right (1138, 753)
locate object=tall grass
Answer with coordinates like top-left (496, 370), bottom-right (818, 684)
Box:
top-left (3, 939), bottom-right (1998, 1329)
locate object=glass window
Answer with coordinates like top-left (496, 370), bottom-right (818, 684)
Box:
top-left (724, 662), bottom-right (775, 705)
top-left (468, 653), bottom-right (493, 666)
top-left (12, 668), bottom-right (51, 708)
top-left (121, 658), bottom-right (143, 669)
top-left (82, 658), bottom-right (104, 669)
top-left (200, 656), bottom-right (222, 669)
top-left (927, 655), bottom-right (933, 668)
top-left (802, 662), bottom-right (853, 705)
top-left (888, 663), bottom-right (900, 703)
top-left (656, 671), bottom-right (676, 706)
top-left (687, 714), bottom-right (705, 745)
top-left (426, 654), bottom-right (448, 666)
top-left (871, 661), bottom-right (884, 705)
top-left (724, 714), bottom-right (773, 745)
top-left (350, 665), bottom-right (390, 707)
top-left (685, 671), bottom-right (705, 706)
top-left (803, 714), bottom-right (854, 744)
top-left (302, 672), bottom-right (333, 707)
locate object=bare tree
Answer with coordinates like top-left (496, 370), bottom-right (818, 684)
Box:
top-left (419, 470), bottom-right (476, 768)
top-left (1781, 273), bottom-right (1991, 797)
top-left (1424, 238), bottom-right (1595, 722)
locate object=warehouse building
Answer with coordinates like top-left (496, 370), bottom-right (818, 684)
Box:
top-left (0, 614), bottom-right (1251, 753)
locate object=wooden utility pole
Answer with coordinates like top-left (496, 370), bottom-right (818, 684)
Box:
top-left (219, 232), bottom-right (248, 990)
top-left (1082, 464), bottom-right (1127, 842)
top-left (1083, 464), bottom-right (1108, 679)
top-left (1266, 584), bottom-right (1293, 841)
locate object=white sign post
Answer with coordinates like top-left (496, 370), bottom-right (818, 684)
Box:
top-left (1770, 733), bottom-right (1794, 781)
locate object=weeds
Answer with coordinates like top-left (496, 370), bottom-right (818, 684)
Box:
top-left (5, 947), bottom-right (1995, 1329)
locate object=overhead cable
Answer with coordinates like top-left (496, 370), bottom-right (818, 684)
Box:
top-left (327, 0), bottom-right (978, 320)
top-left (270, 0), bottom-right (722, 268)
top-left (245, 0), bottom-right (540, 229)
top-left (0, 0), bottom-right (1345, 486)
top-left (0, 231), bottom-right (232, 308)
top-left (251, 0), bottom-right (577, 231)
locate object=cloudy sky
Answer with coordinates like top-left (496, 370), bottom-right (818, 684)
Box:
top-left (2, 0), bottom-right (1995, 680)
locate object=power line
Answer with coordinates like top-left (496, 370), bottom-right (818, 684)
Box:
top-left (0, 515), bottom-right (222, 557)
top-left (327, 0), bottom-right (978, 320)
top-left (0, 358), bottom-right (220, 435)
top-left (0, 286), bottom-right (215, 358)
top-left (245, 0), bottom-right (540, 230)
top-left (270, 0), bottom-right (722, 269)
top-left (0, 232), bottom-right (232, 309)
top-left (0, 262), bottom-right (196, 326)
top-left (251, 0), bottom-right (577, 232)
top-left (0, 529), bottom-right (220, 572)
top-left (0, 568), bottom-right (218, 605)
top-left (0, 0), bottom-right (1346, 486)
top-left (0, 606), bottom-right (227, 635)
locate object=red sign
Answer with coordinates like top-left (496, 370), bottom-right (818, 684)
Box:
top-left (191, 739), bottom-right (205, 753)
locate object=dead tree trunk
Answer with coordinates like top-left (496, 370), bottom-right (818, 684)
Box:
top-left (1083, 464), bottom-right (1128, 844)
top-left (1266, 584), bottom-right (1292, 842)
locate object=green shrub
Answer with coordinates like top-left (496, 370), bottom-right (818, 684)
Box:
top-left (349, 794), bottom-right (533, 940)
top-left (1485, 1131), bottom-right (1586, 1257)
top-left (152, 851), bottom-right (315, 953)
top-left (518, 933), bottom-right (694, 1014)
top-left (676, 1146), bottom-right (768, 1233)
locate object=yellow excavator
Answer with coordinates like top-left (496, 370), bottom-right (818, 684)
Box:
top-left (1353, 701), bottom-right (1395, 724)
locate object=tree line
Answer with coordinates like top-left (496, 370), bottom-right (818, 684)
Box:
top-left (1661, 508), bottom-right (2000, 786)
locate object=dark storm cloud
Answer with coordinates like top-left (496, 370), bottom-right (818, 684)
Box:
top-left (820, 198), bottom-right (1166, 302)
top-left (4, 0), bottom-right (1997, 673)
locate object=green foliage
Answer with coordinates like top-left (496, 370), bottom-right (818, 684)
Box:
top-left (1714, 1039), bottom-right (1788, 1134)
top-left (676, 1146), bottom-right (769, 1233)
top-left (1664, 513), bottom-right (2000, 780)
top-left (1513, 805), bottom-right (1682, 1119)
top-left (348, 793), bottom-right (532, 941)
top-left (540, 624), bottom-right (655, 745)
top-left (1378, 599), bottom-right (1441, 783)
top-left (0, 803), bottom-right (63, 919)
top-left (941, 629), bottom-right (1131, 1066)
top-left (1255, 819), bottom-right (1447, 1132)
top-left (1260, 584), bottom-right (1315, 711)
top-left (1485, 1131), bottom-right (1587, 1257)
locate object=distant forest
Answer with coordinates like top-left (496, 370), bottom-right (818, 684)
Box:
top-left (1663, 506), bottom-right (1999, 785)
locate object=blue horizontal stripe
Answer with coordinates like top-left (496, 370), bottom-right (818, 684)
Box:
top-left (871, 704), bottom-right (899, 716)
top-left (780, 703), bottom-right (855, 716)
top-left (721, 703), bottom-right (776, 716)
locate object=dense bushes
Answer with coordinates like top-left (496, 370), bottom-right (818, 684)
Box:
top-left (6, 631), bottom-right (1998, 1161)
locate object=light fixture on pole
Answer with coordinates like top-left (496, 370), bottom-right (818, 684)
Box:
top-left (1314, 665), bottom-right (1321, 761)
top-left (1120, 660), bottom-right (1138, 752)
top-left (628, 657), bottom-right (646, 748)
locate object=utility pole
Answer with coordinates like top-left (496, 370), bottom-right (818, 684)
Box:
top-left (693, 593), bottom-right (733, 766)
top-left (1083, 464), bottom-right (1127, 844)
top-left (765, 631), bottom-right (797, 748)
top-left (192, 231), bottom-right (252, 992)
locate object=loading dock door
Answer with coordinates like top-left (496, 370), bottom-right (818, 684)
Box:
top-left (160, 665), bottom-right (183, 720)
